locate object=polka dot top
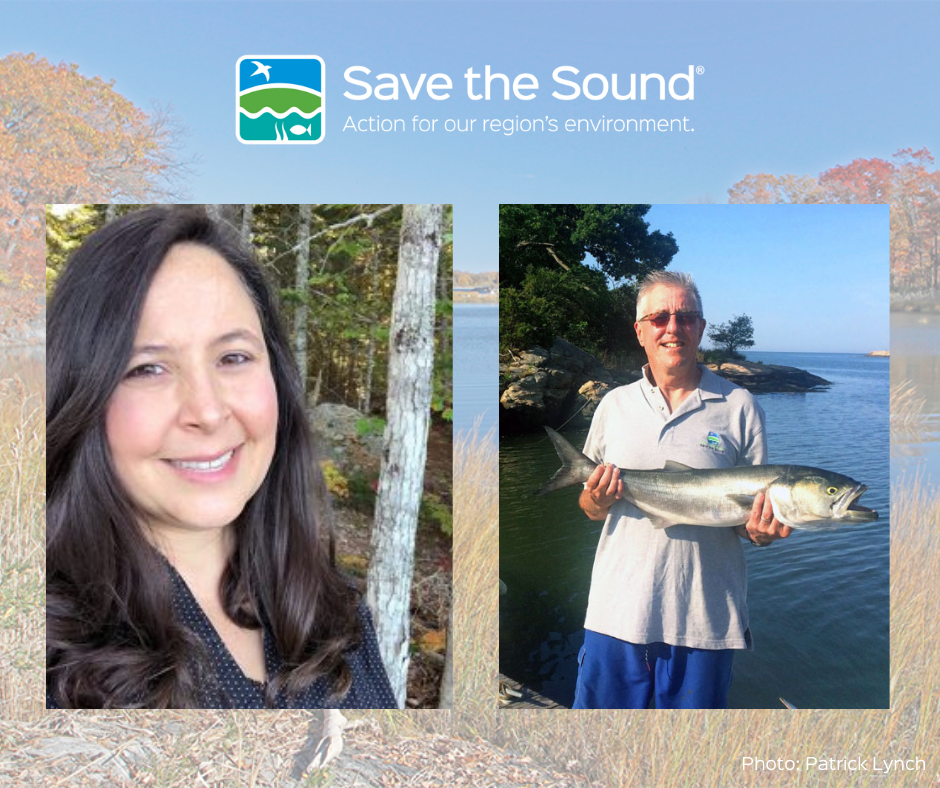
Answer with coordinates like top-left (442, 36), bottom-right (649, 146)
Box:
top-left (47, 563), bottom-right (398, 710)
top-left (167, 564), bottom-right (398, 709)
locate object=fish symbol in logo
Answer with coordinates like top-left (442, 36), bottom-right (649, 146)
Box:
top-left (237, 55), bottom-right (324, 144)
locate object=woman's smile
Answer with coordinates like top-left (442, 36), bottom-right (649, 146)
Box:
top-left (165, 445), bottom-right (241, 480)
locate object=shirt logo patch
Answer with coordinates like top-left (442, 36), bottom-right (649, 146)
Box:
top-left (701, 432), bottom-right (726, 453)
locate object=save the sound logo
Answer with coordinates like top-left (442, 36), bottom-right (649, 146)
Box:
top-left (236, 55), bottom-right (324, 144)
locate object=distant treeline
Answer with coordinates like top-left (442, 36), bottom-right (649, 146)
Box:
top-left (454, 271), bottom-right (497, 288)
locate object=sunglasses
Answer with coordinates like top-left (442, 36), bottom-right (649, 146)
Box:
top-left (638, 310), bottom-right (702, 328)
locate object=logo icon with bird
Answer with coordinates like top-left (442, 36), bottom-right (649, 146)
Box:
top-left (237, 55), bottom-right (324, 144)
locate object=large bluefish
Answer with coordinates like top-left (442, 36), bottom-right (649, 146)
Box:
top-left (538, 427), bottom-right (878, 532)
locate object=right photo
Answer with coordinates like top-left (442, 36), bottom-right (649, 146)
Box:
top-left (499, 204), bottom-right (889, 711)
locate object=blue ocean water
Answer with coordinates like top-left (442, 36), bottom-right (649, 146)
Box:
top-left (453, 303), bottom-right (497, 439)
top-left (499, 352), bottom-right (889, 709)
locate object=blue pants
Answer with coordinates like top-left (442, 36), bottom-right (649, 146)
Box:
top-left (571, 629), bottom-right (734, 709)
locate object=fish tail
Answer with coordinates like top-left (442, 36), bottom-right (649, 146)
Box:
top-left (536, 426), bottom-right (595, 495)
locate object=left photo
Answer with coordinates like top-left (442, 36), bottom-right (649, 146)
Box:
top-left (45, 204), bottom-right (453, 713)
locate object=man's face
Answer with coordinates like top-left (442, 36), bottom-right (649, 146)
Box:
top-left (634, 285), bottom-right (706, 381)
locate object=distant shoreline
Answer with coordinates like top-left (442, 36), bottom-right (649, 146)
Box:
top-left (454, 292), bottom-right (497, 304)
top-left (453, 270), bottom-right (497, 303)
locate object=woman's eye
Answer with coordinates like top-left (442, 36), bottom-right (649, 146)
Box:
top-left (221, 352), bottom-right (252, 366)
top-left (125, 364), bottom-right (164, 379)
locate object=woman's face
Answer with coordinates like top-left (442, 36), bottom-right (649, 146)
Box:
top-left (105, 242), bottom-right (279, 537)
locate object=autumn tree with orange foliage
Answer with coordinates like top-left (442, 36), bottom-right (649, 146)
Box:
top-left (0, 52), bottom-right (190, 335)
top-left (729, 148), bottom-right (940, 294)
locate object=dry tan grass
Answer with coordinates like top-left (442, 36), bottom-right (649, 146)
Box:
top-left (890, 380), bottom-right (927, 430)
top-left (453, 421), bottom-right (498, 741)
top-left (0, 363), bottom-right (45, 719)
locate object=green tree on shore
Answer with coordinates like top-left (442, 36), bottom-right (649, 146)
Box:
top-left (707, 314), bottom-right (755, 358)
top-left (499, 204), bottom-right (678, 353)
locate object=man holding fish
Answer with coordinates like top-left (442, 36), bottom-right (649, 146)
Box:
top-left (572, 270), bottom-right (789, 710)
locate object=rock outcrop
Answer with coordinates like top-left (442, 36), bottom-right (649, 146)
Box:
top-left (501, 339), bottom-right (834, 434)
top-left (309, 402), bottom-right (384, 479)
top-left (706, 361), bottom-right (831, 393)
top-left (500, 338), bottom-right (629, 433)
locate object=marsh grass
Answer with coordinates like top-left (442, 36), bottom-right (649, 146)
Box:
top-left (0, 361), bottom-right (46, 718)
top-left (890, 380), bottom-right (927, 431)
top-left (453, 422), bottom-right (497, 740)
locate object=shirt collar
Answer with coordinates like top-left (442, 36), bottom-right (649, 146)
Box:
top-left (641, 363), bottom-right (724, 398)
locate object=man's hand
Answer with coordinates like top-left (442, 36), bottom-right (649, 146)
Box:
top-left (735, 490), bottom-right (792, 546)
top-left (579, 463), bottom-right (623, 521)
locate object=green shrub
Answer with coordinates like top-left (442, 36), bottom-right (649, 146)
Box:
top-left (420, 493), bottom-right (453, 536)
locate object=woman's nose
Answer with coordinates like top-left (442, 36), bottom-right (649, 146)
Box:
top-left (177, 371), bottom-right (229, 429)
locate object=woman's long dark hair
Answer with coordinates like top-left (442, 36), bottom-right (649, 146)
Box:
top-left (47, 206), bottom-right (361, 708)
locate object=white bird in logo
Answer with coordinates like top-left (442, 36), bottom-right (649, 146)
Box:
top-left (250, 61), bottom-right (272, 81)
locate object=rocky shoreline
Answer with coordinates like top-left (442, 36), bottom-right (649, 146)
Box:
top-left (501, 339), bottom-right (835, 433)
top-left (703, 361), bottom-right (831, 394)
top-left (500, 338), bottom-right (622, 433)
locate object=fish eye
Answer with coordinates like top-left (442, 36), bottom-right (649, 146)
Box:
top-left (826, 486), bottom-right (838, 495)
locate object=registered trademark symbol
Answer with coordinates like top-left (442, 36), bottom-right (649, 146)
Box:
top-left (696, 66), bottom-right (704, 75)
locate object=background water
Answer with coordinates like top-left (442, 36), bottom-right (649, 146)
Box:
top-left (454, 304), bottom-right (498, 438)
top-left (891, 311), bottom-right (940, 485)
top-left (500, 352), bottom-right (889, 709)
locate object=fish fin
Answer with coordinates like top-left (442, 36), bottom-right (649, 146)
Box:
top-left (662, 460), bottom-right (693, 471)
top-left (537, 426), bottom-right (597, 495)
top-left (767, 489), bottom-right (798, 529)
top-left (726, 494), bottom-right (757, 508)
top-left (647, 514), bottom-right (674, 529)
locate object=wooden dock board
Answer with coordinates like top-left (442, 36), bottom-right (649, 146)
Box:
top-left (498, 673), bottom-right (568, 709)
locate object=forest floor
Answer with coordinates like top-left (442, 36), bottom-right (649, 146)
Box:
top-left (333, 419), bottom-right (453, 709)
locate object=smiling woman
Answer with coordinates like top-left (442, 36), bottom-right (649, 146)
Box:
top-left (46, 206), bottom-right (397, 709)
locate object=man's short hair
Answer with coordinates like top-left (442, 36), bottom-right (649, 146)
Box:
top-left (636, 271), bottom-right (703, 320)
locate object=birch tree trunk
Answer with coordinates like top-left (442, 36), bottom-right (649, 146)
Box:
top-left (293, 204), bottom-right (312, 390)
top-left (366, 204), bottom-right (443, 708)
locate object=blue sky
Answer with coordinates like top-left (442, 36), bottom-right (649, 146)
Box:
top-left (644, 204), bottom-right (888, 353)
top-left (8, 0), bottom-right (933, 350)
